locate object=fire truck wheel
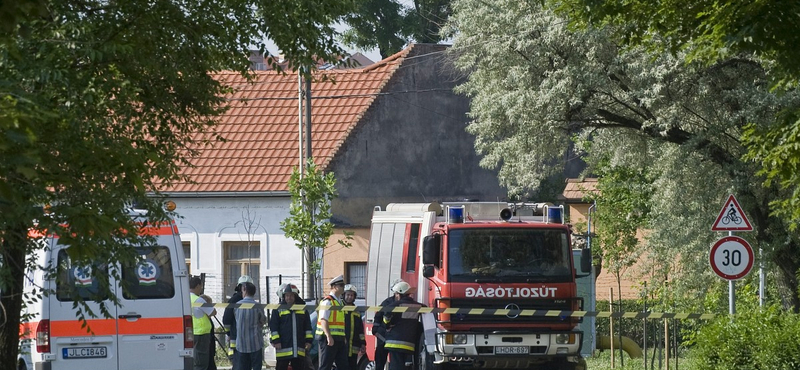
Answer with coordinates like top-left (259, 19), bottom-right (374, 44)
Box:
top-left (358, 358), bottom-right (372, 370)
top-left (417, 333), bottom-right (441, 370)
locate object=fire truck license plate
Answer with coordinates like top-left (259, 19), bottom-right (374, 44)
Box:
top-left (496, 346), bottom-right (529, 354)
top-left (63, 346), bottom-right (107, 359)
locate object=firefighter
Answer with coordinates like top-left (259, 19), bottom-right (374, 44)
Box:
top-left (373, 279), bottom-right (405, 370)
top-left (342, 284), bottom-right (365, 370)
top-left (382, 281), bottom-right (425, 370)
top-left (223, 274), bottom-right (254, 365)
top-left (316, 275), bottom-right (350, 370)
top-left (270, 284), bottom-right (313, 370)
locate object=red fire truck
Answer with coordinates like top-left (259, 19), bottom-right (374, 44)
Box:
top-left (363, 202), bottom-right (591, 370)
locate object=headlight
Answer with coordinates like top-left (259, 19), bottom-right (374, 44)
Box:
top-left (445, 334), bottom-right (469, 344)
top-left (555, 333), bottom-right (575, 344)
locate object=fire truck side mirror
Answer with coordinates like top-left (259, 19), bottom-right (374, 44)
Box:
top-left (580, 248), bottom-right (592, 274)
top-left (422, 265), bottom-right (434, 278)
top-left (422, 234), bottom-right (440, 267)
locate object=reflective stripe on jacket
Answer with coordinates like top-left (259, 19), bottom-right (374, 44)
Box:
top-left (344, 307), bottom-right (365, 356)
top-left (383, 296), bottom-right (424, 354)
top-left (269, 307), bottom-right (313, 358)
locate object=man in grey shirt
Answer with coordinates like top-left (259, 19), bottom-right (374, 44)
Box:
top-left (235, 282), bottom-right (267, 370)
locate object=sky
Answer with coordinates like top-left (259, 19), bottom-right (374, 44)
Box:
top-left (263, 22), bottom-right (385, 64)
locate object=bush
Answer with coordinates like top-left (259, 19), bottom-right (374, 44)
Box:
top-left (690, 306), bottom-right (800, 370)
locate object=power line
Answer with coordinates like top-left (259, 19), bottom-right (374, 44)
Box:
top-left (226, 88), bottom-right (453, 102)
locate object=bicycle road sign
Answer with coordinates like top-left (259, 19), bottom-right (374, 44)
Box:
top-left (709, 236), bottom-right (754, 280)
top-left (711, 194), bottom-right (753, 231)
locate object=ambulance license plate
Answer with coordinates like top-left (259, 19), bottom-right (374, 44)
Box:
top-left (496, 346), bottom-right (529, 354)
top-left (63, 346), bottom-right (107, 359)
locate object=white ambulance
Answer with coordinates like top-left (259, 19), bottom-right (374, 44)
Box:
top-left (19, 208), bottom-right (194, 370)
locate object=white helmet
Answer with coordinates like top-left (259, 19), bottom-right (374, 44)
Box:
top-left (344, 284), bottom-right (357, 295)
top-left (277, 283), bottom-right (288, 297)
top-left (391, 281), bottom-right (412, 295)
top-left (238, 275), bottom-right (254, 285)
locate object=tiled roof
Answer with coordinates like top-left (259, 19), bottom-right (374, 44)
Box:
top-left (163, 47), bottom-right (411, 193)
top-left (560, 178), bottom-right (599, 201)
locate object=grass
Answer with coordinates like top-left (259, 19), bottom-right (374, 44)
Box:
top-left (586, 349), bottom-right (699, 370)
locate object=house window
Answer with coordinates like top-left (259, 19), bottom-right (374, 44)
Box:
top-left (182, 241), bottom-right (191, 275)
top-left (345, 262), bottom-right (366, 298)
top-left (224, 241), bottom-right (260, 301)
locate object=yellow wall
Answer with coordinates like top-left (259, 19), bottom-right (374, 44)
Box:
top-left (567, 204), bottom-right (641, 300)
top-left (322, 228), bottom-right (370, 284)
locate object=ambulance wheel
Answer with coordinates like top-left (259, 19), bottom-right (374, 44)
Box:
top-left (17, 359), bottom-right (27, 370)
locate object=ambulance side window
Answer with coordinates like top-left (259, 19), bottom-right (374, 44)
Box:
top-left (121, 246), bottom-right (175, 299)
top-left (55, 250), bottom-right (110, 301)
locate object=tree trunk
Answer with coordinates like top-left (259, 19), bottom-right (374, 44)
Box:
top-left (0, 224), bottom-right (28, 370)
top-left (773, 242), bottom-right (800, 311)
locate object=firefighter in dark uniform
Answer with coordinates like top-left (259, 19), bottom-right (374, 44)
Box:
top-left (382, 281), bottom-right (425, 370)
top-left (270, 284), bottom-right (313, 370)
top-left (343, 284), bottom-right (365, 370)
top-left (316, 275), bottom-right (350, 370)
top-left (373, 279), bottom-right (405, 370)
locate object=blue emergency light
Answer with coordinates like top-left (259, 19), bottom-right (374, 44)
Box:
top-left (547, 207), bottom-right (562, 224)
top-left (448, 206), bottom-right (464, 224)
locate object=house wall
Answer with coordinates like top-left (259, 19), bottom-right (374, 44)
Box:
top-left (323, 228), bottom-right (370, 289)
top-left (168, 196), bottom-right (303, 305)
top-left (567, 203), bottom-right (641, 299)
top-left (328, 44), bottom-right (508, 228)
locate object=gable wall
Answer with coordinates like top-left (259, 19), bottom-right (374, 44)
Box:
top-left (328, 44), bottom-right (507, 228)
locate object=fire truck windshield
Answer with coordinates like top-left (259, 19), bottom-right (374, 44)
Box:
top-left (447, 228), bottom-right (572, 282)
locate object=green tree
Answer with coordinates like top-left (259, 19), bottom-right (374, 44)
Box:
top-left (587, 161), bottom-right (652, 305)
top-left (342, 0), bottom-right (452, 59)
top-left (0, 0), bottom-right (352, 368)
top-left (553, 0), bottom-right (800, 231)
top-left (281, 159), bottom-right (352, 300)
top-left (446, 0), bottom-right (800, 310)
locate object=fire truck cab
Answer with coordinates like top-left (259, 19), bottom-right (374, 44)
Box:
top-left (365, 202), bottom-right (591, 370)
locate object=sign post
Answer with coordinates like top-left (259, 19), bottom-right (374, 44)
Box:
top-left (711, 194), bottom-right (754, 314)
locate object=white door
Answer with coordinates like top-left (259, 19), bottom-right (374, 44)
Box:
top-left (49, 245), bottom-right (119, 370)
top-left (117, 244), bottom-right (188, 370)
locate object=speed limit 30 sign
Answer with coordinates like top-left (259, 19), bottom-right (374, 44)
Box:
top-left (709, 236), bottom-right (754, 280)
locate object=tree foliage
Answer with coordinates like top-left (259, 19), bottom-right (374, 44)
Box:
top-left (342, 0), bottom-right (451, 59)
top-left (281, 159), bottom-right (352, 300)
top-left (586, 160), bottom-right (652, 285)
top-left (0, 0), bottom-right (352, 368)
top-left (553, 0), bottom-right (800, 232)
top-left (446, 0), bottom-right (800, 311)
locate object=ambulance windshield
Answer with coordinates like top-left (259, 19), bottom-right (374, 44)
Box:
top-left (447, 228), bottom-right (571, 282)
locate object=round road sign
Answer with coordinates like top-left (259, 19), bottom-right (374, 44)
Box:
top-left (709, 236), bottom-right (754, 280)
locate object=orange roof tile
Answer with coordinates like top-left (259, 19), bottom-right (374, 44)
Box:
top-left (561, 178), bottom-right (599, 201)
top-left (163, 47), bottom-right (411, 193)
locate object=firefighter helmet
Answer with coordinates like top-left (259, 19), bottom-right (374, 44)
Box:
top-left (238, 275), bottom-right (254, 285)
top-left (391, 281), bottom-right (412, 295)
top-left (283, 284), bottom-right (300, 295)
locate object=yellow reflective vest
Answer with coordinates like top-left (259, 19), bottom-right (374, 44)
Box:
top-left (315, 295), bottom-right (346, 338)
top-left (190, 293), bottom-right (213, 335)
